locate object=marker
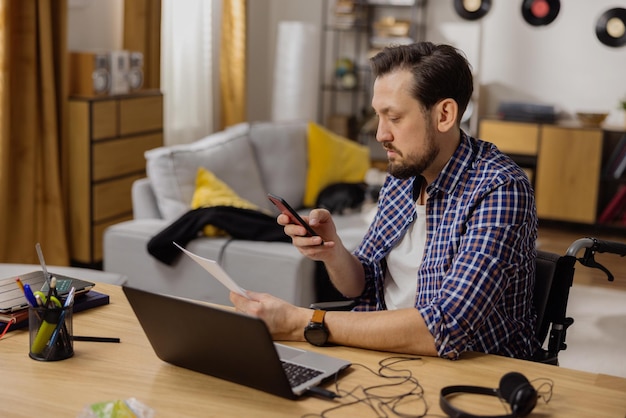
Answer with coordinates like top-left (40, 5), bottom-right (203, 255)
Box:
top-left (31, 310), bottom-right (60, 355)
top-left (44, 287), bottom-right (75, 359)
top-left (22, 284), bottom-right (38, 307)
top-left (34, 291), bottom-right (46, 304)
top-left (50, 276), bottom-right (60, 299)
top-left (34, 290), bottom-right (61, 308)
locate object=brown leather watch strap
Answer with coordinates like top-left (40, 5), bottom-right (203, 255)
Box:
top-left (311, 309), bottom-right (326, 324)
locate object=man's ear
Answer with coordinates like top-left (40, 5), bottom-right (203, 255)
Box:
top-left (435, 99), bottom-right (458, 132)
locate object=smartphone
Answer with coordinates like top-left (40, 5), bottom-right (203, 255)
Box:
top-left (267, 193), bottom-right (319, 237)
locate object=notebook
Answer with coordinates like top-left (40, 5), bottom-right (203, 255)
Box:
top-left (0, 270), bottom-right (95, 313)
top-left (122, 285), bottom-right (351, 400)
top-left (1, 290), bottom-right (110, 331)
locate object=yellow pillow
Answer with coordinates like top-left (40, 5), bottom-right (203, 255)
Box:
top-left (190, 167), bottom-right (259, 236)
top-left (303, 122), bottom-right (370, 207)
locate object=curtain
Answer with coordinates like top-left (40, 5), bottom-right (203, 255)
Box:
top-left (160, 0), bottom-right (214, 145)
top-left (219, 0), bottom-right (246, 129)
top-left (126, 0), bottom-right (247, 143)
top-left (0, 0), bottom-right (69, 265)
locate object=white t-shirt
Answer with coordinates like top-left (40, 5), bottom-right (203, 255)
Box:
top-left (383, 204), bottom-right (427, 310)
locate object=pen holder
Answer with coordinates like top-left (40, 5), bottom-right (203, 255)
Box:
top-left (29, 305), bottom-right (74, 361)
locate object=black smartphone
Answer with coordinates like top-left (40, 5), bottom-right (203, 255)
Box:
top-left (267, 193), bottom-right (319, 237)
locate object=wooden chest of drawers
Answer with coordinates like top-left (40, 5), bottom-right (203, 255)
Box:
top-left (66, 91), bottom-right (163, 266)
top-left (479, 119), bottom-right (604, 225)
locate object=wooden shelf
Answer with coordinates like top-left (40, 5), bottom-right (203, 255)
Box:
top-left (66, 92), bottom-right (163, 265)
top-left (318, 0), bottom-right (427, 139)
top-left (535, 125), bottom-right (602, 223)
top-left (479, 118), bottom-right (624, 228)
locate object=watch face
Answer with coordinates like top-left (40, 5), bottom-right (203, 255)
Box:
top-left (304, 323), bottom-right (329, 346)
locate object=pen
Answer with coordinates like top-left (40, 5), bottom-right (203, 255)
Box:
top-left (63, 287), bottom-right (75, 309)
top-left (15, 277), bottom-right (25, 293)
top-left (36, 242), bottom-right (51, 285)
top-left (22, 284), bottom-right (38, 307)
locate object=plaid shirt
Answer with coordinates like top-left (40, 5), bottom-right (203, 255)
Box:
top-left (353, 132), bottom-right (539, 360)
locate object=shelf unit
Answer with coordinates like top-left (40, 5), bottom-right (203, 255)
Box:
top-left (479, 118), bottom-right (626, 228)
top-left (318, 0), bottom-right (427, 140)
top-left (66, 90), bottom-right (163, 267)
top-left (318, 0), bottom-right (369, 140)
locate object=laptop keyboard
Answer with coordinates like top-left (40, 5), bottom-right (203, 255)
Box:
top-left (281, 361), bottom-right (323, 388)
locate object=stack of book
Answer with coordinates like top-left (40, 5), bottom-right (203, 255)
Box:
top-left (0, 290), bottom-right (110, 334)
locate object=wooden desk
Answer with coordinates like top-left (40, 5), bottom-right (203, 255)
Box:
top-left (1, 283), bottom-right (625, 417)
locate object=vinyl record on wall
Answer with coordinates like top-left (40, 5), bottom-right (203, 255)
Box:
top-left (595, 8), bottom-right (626, 47)
top-left (453, 0), bottom-right (492, 21)
top-left (521, 0), bottom-right (560, 26)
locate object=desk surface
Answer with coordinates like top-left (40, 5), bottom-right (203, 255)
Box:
top-left (1, 283), bottom-right (625, 418)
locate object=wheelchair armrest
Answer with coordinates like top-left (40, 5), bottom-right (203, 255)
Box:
top-left (309, 300), bottom-right (357, 311)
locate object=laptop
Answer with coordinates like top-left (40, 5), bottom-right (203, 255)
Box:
top-left (122, 285), bottom-right (351, 400)
top-left (0, 270), bottom-right (95, 313)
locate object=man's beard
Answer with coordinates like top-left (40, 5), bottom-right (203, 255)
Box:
top-left (386, 125), bottom-right (438, 180)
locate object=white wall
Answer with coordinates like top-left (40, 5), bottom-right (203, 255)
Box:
top-left (246, 0), bottom-right (322, 122)
top-left (426, 1), bottom-right (626, 126)
top-left (67, 0), bottom-right (123, 51)
top-left (67, 0), bottom-right (626, 127)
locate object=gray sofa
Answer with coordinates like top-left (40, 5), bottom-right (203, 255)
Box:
top-left (103, 121), bottom-right (373, 307)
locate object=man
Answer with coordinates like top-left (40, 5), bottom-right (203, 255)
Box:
top-left (231, 42), bottom-right (539, 360)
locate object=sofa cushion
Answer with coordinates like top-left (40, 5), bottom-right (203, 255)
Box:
top-left (248, 121), bottom-right (308, 210)
top-left (191, 167), bottom-right (262, 236)
top-left (303, 122), bottom-right (370, 207)
top-left (145, 123), bottom-right (271, 220)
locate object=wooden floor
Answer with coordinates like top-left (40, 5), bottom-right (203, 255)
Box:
top-left (537, 224), bottom-right (626, 291)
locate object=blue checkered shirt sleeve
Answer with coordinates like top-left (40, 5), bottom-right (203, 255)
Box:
top-left (352, 133), bottom-right (539, 360)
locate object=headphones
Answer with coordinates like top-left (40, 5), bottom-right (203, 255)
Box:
top-left (440, 372), bottom-right (538, 418)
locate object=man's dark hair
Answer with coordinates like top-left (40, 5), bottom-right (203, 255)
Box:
top-left (370, 42), bottom-right (473, 121)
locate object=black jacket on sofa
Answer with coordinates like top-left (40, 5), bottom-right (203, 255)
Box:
top-left (147, 206), bottom-right (290, 265)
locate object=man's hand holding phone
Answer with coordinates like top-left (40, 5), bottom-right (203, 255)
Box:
top-left (267, 193), bottom-right (324, 244)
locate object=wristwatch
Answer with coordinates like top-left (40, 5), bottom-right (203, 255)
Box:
top-left (304, 310), bottom-right (329, 346)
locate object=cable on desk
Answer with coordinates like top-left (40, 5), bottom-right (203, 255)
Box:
top-left (302, 356), bottom-right (555, 418)
top-left (302, 355), bottom-right (429, 418)
top-left (306, 386), bottom-right (339, 399)
top-left (532, 377), bottom-right (555, 404)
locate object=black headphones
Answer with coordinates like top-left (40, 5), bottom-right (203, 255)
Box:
top-left (440, 372), bottom-right (538, 418)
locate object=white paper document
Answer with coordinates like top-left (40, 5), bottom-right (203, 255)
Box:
top-left (174, 243), bottom-right (251, 299)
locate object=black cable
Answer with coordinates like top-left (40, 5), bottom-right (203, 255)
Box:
top-left (531, 377), bottom-right (555, 404)
top-left (301, 356), bottom-right (432, 418)
top-left (217, 238), bottom-right (234, 266)
top-left (307, 386), bottom-right (339, 399)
